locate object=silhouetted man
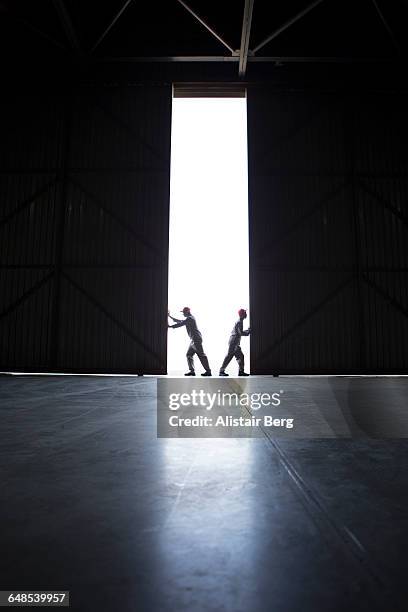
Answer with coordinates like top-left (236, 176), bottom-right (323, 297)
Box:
top-left (219, 308), bottom-right (250, 377)
top-left (168, 307), bottom-right (212, 376)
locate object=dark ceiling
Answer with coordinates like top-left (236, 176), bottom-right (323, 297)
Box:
top-left (1, 0), bottom-right (407, 81)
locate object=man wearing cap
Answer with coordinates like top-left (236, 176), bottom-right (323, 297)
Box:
top-left (219, 309), bottom-right (250, 377)
top-left (168, 307), bottom-right (212, 376)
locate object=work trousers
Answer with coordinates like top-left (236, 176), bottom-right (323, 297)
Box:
top-left (220, 343), bottom-right (244, 372)
top-left (186, 340), bottom-right (210, 372)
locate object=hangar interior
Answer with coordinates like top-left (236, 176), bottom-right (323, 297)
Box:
top-left (1, 1), bottom-right (408, 611)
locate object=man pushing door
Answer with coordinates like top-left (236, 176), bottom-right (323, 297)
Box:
top-left (168, 307), bottom-right (212, 376)
top-left (219, 308), bottom-right (250, 377)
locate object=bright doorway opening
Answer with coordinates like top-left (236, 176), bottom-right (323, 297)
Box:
top-left (167, 95), bottom-right (250, 375)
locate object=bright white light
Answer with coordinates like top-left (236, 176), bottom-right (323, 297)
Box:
top-left (168, 97), bottom-right (250, 375)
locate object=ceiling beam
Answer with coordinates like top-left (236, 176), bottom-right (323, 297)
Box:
top-left (91, 0), bottom-right (134, 53)
top-left (96, 55), bottom-right (391, 64)
top-left (253, 0), bottom-right (326, 54)
top-left (97, 55), bottom-right (239, 63)
top-left (0, 4), bottom-right (67, 50)
top-left (176, 0), bottom-right (235, 54)
top-left (52, 0), bottom-right (81, 53)
top-left (370, 0), bottom-right (400, 51)
top-left (249, 56), bottom-right (387, 63)
top-left (238, 0), bottom-right (255, 77)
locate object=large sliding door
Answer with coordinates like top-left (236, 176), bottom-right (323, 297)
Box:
top-left (248, 88), bottom-right (408, 374)
top-left (0, 84), bottom-right (171, 373)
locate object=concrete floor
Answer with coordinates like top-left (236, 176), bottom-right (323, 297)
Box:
top-left (1, 375), bottom-right (407, 612)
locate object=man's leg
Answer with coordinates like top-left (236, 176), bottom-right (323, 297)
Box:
top-left (220, 344), bottom-right (237, 375)
top-left (194, 342), bottom-right (211, 375)
top-left (186, 343), bottom-right (196, 375)
top-left (235, 346), bottom-right (248, 375)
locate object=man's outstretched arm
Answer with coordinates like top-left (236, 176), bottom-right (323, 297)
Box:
top-left (168, 312), bottom-right (183, 324)
top-left (169, 320), bottom-right (187, 329)
top-left (242, 328), bottom-right (250, 336)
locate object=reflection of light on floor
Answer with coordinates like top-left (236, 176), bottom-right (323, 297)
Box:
top-left (156, 437), bottom-right (256, 579)
top-left (167, 98), bottom-right (250, 375)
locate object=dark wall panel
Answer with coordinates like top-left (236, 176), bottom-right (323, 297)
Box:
top-left (0, 85), bottom-right (171, 373)
top-left (248, 89), bottom-right (408, 373)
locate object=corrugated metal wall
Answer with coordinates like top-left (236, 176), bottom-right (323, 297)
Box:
top-left (248, 89), bottom-right (408, 373)
top-left (0, 85), bottom-right (171, 373)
